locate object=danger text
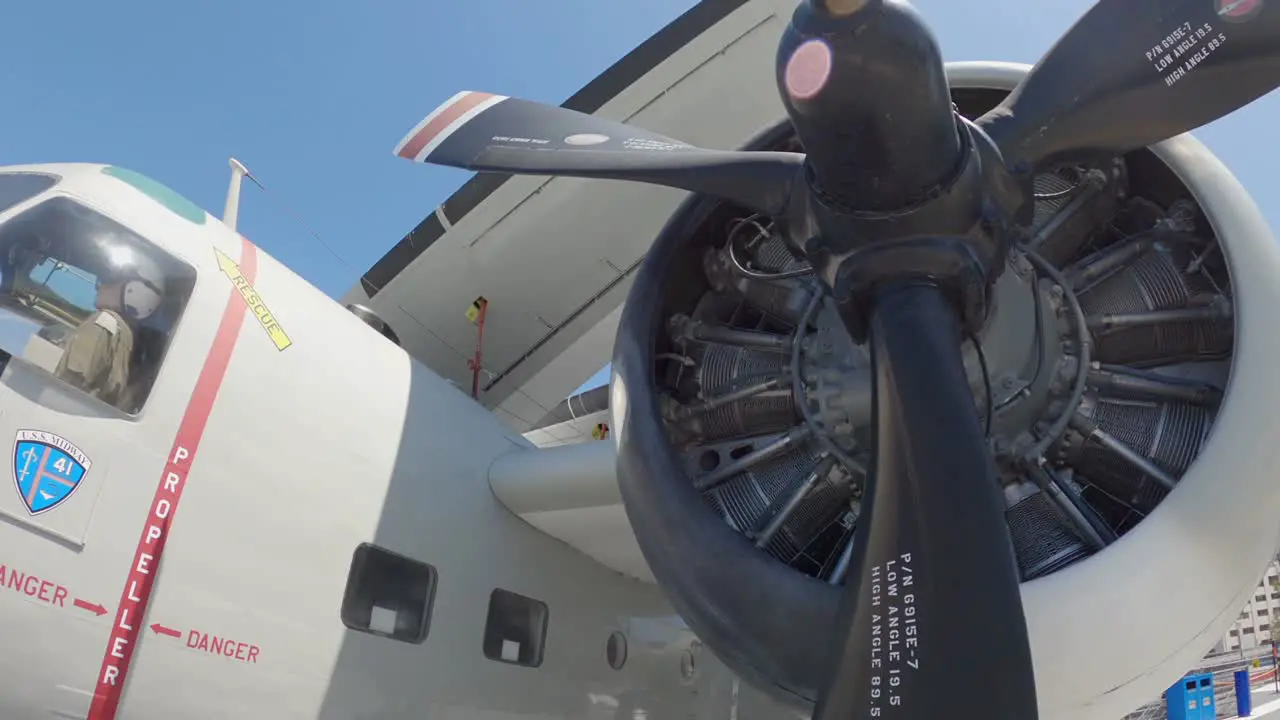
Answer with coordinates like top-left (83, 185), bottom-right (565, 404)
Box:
top-left (0, 563), bottom-right (69, 607)
top-left (187, 630), bottom-right (260, 664)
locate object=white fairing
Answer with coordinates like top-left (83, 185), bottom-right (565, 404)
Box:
top-left (933, 62), bottom-right (1280, 720)
top-left (489, 440), bottom-right (655, 582)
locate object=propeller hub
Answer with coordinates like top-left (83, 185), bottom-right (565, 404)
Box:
top-left (774, 1), bottom-right (1026, 340)
top-left (777, 0), bottom-right (961, 212)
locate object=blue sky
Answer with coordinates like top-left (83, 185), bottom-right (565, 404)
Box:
top-left (2, 0), bottom-right (1277, 398)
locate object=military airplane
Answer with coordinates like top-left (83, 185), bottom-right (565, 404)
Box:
top-left (1, 0), bottom-right (1278, 719)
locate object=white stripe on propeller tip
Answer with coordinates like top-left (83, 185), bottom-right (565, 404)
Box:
top-left (394, 91), bottom-right (510, 163)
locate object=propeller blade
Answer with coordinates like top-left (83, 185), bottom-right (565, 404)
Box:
top-left (815, 282), bottom-right (1037, 720)
top-left (978, 0), bottom-right (1280, 170)
top-left (394, 91), bottom-right (803, 215)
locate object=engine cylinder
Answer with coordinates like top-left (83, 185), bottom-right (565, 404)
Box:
top-left (690, 435), bottom-right (850, 570)
top-left (672, 342), bottom-right (798, 442)
top-left (611, 63), bottom-right (1266, 720)
top-left (703, 237), bottom-right (812, 324)
top-left (1004, 479), bottom-right (1092, 580)
top-left (1064, 396), bottom-right (1216, 513)
top-left (1076, 239), bottom-right (1233, 366)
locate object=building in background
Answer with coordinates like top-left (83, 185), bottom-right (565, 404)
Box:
top-left (1214, 554), bottom-right (1280, 653)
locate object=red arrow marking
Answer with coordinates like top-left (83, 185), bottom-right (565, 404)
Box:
top-left (149, 623), bottom-right (181, 639)
top-left (73, 598), bottom-right (107, 617)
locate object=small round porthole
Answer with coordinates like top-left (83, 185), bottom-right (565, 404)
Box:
top-left (346, 303), bottom-right (401, 346)
top-left (679, 648), bottom-right (697, 682)
top-left (606, 631), bottom-right (628, 670)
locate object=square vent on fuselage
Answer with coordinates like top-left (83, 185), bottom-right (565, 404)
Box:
top-left (340, 543), bottom-right (437, 645)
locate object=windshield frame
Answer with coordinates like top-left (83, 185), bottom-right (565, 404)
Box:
top-left (0, 171), bottom-right (61, 223)
top-left (0, 191), bottom-right (201, 420)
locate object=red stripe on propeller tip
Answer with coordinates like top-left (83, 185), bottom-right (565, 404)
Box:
top-left (397, 91), bottom-right (498, 161)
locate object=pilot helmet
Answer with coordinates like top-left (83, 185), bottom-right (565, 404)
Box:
top-left (97, 237), bottom-right (165, 322)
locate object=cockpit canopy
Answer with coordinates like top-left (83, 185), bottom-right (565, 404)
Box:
top-left (0, 171), bottom-right (196, 415)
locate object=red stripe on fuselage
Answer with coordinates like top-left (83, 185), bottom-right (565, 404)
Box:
top-left (396, 91), bottom-right (496, 160)
top-left (87, 236), bottom-right (258, 720)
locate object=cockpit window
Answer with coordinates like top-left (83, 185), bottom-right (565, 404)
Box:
top-left (0, 196), bottom-right (196, 415)
top-left (0, 173), bottom-right (58, 217)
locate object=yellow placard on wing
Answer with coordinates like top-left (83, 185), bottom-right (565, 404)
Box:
top-left (592, 423), bottom-right (609, 441)
top-left (465, 296), bottom-right (488, 324)
top-left (214, 248), bottom-right (292, 351)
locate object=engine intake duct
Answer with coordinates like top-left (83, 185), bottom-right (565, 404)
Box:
top-left (1062, 396), bottom-right (1216, 513)
top-left (1073, 236), bottom-right (1233, 367)
top-left (683, 433), bottom-right (851, 572)
top-left (666, 332), bottom-right (799, 442)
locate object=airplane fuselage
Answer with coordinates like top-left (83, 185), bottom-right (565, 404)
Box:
top-left (0, 164), bottom-right (771, 719)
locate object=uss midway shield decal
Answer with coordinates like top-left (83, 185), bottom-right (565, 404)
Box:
top-left (13, 430), bottom-right (91, 515)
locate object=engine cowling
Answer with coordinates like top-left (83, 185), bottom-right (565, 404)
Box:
top-left (611, 61), bottom-right (1280, 720)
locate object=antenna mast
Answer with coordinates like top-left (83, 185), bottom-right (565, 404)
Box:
top-left (223, 157), bottom-right (250, 231)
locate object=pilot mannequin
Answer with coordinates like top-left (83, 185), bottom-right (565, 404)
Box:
top-left (54, 247), bottom-right (165, 409)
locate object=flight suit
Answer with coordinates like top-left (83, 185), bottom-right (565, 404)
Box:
top-left (54, 308), bottom-right (133, 407)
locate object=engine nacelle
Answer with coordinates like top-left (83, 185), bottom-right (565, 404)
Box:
top-left (610, 61), bottom-right (1280, 720)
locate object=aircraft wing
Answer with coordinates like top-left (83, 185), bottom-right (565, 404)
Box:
top-left (343, 0), bottom-right (795, 434)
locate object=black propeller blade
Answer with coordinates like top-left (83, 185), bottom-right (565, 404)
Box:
top-left (393, 91), bottom-right (803, 215)
top-left (774, 4), bottom-right (1037, 720)
top-left (813, 282), bottom-right (1038, 720)
top-left (979, 0), bottom-right (1280, 171)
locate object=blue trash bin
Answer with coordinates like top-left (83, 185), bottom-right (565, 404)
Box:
top-left (1166, 673), bottom-right (1216, 720)
top-left (1236, 668), bottom-right (1253, 717)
